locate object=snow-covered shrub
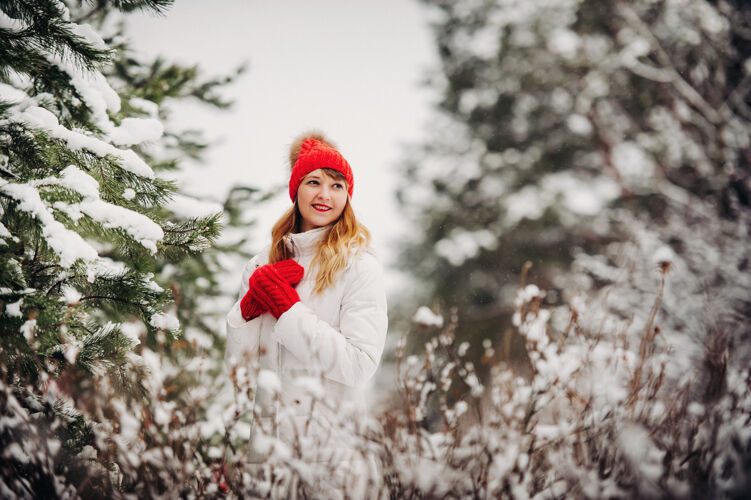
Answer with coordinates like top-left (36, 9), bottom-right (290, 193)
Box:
top-left (3, 253), bottom-right (750, 498)
top-left (372, 278), bottom-right (749, 497)
top-left (212, 237), bottom-right (749, 498)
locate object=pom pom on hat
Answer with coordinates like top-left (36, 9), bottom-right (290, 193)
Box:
top-left (288, 131), bottom-right (353, 201)
top-left (289, 131), bottom-right (332, 168)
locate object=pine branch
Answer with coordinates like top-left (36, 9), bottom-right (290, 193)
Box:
top-left (111, 55), bottom-right (243, 110)
top-left (1, 0), bottom-right (112, 71)
top-left (45, 275), bottom-right (68, 296)
top-left (79, 294), bottom-right (137, 304)
top-left (159, 214), bottom-right (222, 261)
top-left (110, 0), bottom-right (174, 14)
top-left (0, 164), bottom-right (18, 179)
top-left (71, 4), bottom-right (105, 25)
top-left (31, 263), bottom-right (61, 278)
top-left (66, 269), bottom-right (172, 324)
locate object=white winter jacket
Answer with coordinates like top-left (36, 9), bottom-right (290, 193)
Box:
top-left (225, 226), bottom-right (388, 417)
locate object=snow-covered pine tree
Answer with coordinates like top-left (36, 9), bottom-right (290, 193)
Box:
top-left (0, 1), bottom-right (257, 494)
top-left (397, 0), bottom-right (751, 367)
top-left (0, 1), bottom-right (221, 472)
top-left (1, 0), bottom-right (183, 387)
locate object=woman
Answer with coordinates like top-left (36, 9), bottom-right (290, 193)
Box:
top-left (225, 131), bottom-right (388, 462)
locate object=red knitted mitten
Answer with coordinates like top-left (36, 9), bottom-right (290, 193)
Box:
top-left (273, 259), bottom-right (305, 287)
top-left (240, 287), bottom-right (265, 321)
top-left (249, 265), bottom-right (301, 319)
top-left (240, 260), bottom-right (304, 320)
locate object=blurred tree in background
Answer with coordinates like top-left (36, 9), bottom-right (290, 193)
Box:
top-left (398, 0), bottom-right (751, 369)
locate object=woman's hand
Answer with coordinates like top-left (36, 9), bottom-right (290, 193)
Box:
top-left (240, 259), bottom-right (304, 321)
top-left (247, 262), bottom-right (302, 319)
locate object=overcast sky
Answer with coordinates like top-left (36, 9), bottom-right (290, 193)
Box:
top-left (126, 1), bottom-right (437, 275)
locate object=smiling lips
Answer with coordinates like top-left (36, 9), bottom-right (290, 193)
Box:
top-left (312, 204), bottom-right (331, 212)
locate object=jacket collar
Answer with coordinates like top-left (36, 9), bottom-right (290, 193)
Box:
top-left (284, 226), bottom-right (330, 257)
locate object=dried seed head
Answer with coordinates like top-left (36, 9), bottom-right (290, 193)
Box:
top-left (653, 246), bottom-right (674, 274)
top-left (658, 260), bottom-right (672, 274)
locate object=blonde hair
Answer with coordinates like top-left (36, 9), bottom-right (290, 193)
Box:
top-left (269, 168), bottom-right (370, 294)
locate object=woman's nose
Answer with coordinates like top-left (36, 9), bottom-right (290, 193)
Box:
top-left (317, 185), bottom-right (331, 200)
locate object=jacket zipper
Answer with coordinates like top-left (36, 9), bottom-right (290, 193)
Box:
top-left (274, 236), bottom-right (296, 437)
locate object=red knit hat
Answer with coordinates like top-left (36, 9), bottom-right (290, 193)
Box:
top-left (288, 134), bottom-right (353, 201)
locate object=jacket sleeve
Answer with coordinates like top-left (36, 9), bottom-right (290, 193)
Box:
top-left (224, 255), bottom-right (261, 373)
top-left (271, 252), bottom-right (388, 387)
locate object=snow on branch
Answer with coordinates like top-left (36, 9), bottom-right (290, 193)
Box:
top-left (15, 105), bottom-right (156, 179)
top-left (0, 180), bottom-right (98, 267)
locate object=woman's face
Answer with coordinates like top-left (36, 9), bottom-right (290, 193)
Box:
top-left (297, 169), bottom-right (348, 232)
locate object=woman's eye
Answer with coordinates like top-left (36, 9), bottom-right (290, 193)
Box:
top-left (307, 180), bottom-right (319, 185)
top-left (333, 183), bottom-right (343, 189)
